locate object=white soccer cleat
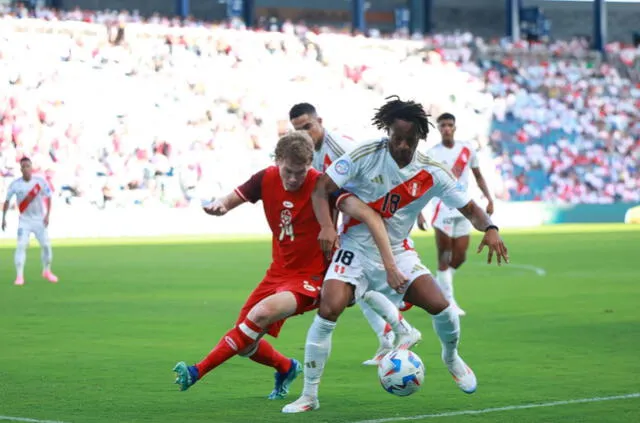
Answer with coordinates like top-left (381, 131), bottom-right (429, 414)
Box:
top-left (445, 354), bottom-right (477, 394)
top-left (282, 395), bottom-right (319, 413)
top-left (449, 298), bottom-right (466, 316)
top-left (395, 327), bottom-right (422, 350)
top-left (451, 303), bottom-right (466, 317)
top-left (362, 345), bottom-right (392, 366)
top-left (363, 329), bottom-right (395, 366)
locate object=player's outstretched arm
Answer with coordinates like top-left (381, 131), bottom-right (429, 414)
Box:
top-left (338, 195), bottom-right (408, 292)
top-left (472, 167), bottom-right (494, 215)
top-left (312, 174), bottom-right (340, 260)
top-left (203, 191), bottom-right (246, 217)
top-left (457, 201), bottom-right (509, 265)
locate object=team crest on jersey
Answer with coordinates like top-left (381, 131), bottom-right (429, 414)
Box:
top-left (410, 182), bottom-right (421, 197)
top-left (334, 159), bottom-right (350, 175)
top-left (283, 201), bottom-right (294, 209)
top-left (279, 209), bottom-right (294, 241)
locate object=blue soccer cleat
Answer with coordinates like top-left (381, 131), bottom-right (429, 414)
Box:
top-left (173, 361), bottom-right (199, 391)
top-left (268, 358), bottom-right (302, 400)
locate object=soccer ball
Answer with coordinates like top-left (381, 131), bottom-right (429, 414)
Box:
top-left (378, 349), bottom-right (425, 396)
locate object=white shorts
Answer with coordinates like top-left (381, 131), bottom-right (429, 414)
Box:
top-left (17, 219), bottom-right (49, 246)
top-left (432, 204), bottom-right (471, 238)
top-left (324, 238), bottom-right (432, 307)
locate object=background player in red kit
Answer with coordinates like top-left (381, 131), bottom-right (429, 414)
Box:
top-left (173, 131), bottom-right (391, 400)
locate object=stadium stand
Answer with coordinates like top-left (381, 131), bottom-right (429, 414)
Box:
top-left (0, 5), bottom-right (638, 210)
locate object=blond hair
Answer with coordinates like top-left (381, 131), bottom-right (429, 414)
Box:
top-left (274, 131), bottom-right (314, 165)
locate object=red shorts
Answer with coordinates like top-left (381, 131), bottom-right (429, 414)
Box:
top-left (235, 273), bottom-right (323, 337)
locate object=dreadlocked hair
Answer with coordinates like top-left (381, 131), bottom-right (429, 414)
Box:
top-left (372, 95), bottom-right (433, 139)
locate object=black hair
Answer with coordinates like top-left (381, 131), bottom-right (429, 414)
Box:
top-left (437, 112), bottom-right (456, 123)
top-left (20, 157), bottom-right (31, 164)
top-left (289, 103), bottom-right (317, 120)
top-left (372, 95), bottom-right (432, 139)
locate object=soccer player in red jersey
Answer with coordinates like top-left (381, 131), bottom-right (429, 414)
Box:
top-left (173, 131), bottom-right (391, 400)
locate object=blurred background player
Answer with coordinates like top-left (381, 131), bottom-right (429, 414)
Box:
top-left (289, 102), bottom-right (421, 366)
top-left (2, 157), bottom-right (58, 286)
top-left (425, 113), bottom-right (494, 316)
top-left (173, 131), bottom-right (395, 399)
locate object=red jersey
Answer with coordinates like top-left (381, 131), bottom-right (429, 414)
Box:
top-left (235, 166), bottom-right (327, 278)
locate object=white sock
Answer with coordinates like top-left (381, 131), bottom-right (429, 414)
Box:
top-left (302, 314), bottom-right (337, 398)
top-left (41, 244), bottom-right (52, 272)
top-left (436, 268), bottom-right (454, 301)
top-left (363, 291), bottom-right (412, 335)
top-left (432, 305), bottom-right (460, 363)
top-left (15, 245), bottom-right (26, 278)
top-left (358, 299), bottom-right (394, 348)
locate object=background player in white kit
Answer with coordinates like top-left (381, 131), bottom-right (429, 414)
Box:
top-left (283, 96), bottom-right (508, 413)
top-left (289, 102), bottom-right (420, 365)
top-left (423, 113), bottom-right (494, 316)
top-left (2, 157), bottom-right (58, 286)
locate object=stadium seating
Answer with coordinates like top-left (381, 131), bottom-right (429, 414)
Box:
top-left (0, 6), bottom-right (637, 208)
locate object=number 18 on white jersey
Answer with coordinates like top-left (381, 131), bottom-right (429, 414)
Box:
top-left (326, 139), bottom-right (470, 256)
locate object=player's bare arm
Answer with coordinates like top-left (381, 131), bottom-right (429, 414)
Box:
top-left (471, 167), bottom-right (494, 215)
top-left (312, 173), bottom-right (340, 260)
top-left (416, 211), bottom-right (428, 231)
top-left (44, 198), bottom-right (51, 227)
top-left (457, 200), bottom-right (509, 265)
top-left (203, 191), bottom-right (246, 216)
top-left (2, 198), bottom-right (10, 231)
top-left (338, 195), bottom-right (408, 293)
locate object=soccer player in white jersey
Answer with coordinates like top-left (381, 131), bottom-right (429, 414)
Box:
top-left (283, 96), bottom-right (508, 413)
top-left (289, 102), bottom-right (421, 365)
top-left (423, 113), bottom-right (494, 316)
top-left (2, 157), bottom-right (58, 286)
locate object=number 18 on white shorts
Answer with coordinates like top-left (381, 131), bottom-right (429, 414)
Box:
top-left (324, 239), bottom-right (432, 306)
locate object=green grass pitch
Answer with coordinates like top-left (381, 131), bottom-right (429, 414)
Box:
top-left (1, 224), bottom-right (639, 423)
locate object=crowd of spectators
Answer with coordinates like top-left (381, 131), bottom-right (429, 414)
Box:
top-left (0, 4), bottom-right (637, 209)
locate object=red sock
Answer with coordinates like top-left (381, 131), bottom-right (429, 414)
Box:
top-left (195, 318), bottom-right (261, 378)
top-left (248, 339), bottom-right (292, 374)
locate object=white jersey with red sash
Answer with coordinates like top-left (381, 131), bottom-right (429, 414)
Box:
top-left (6, 176), bottom-right (52, 223)
top-left (326, 138), bottom-right (470, 258)
top-left (312, 130), bottom-right (355, 172)
top-left (428, 141), bottom-right (479, 220)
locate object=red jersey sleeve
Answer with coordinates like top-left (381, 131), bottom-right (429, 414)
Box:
top-left (234, 169), bottom-right (267, 204)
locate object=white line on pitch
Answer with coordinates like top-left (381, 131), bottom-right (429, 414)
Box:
top-left (349, 392), bottom-right (640, 423)
top-left (503, 263), bottom-right (546, 276)
top-left (470, 262), bottom-right (547, 276)
top-left (0, 416), bottom-right (69, 423)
